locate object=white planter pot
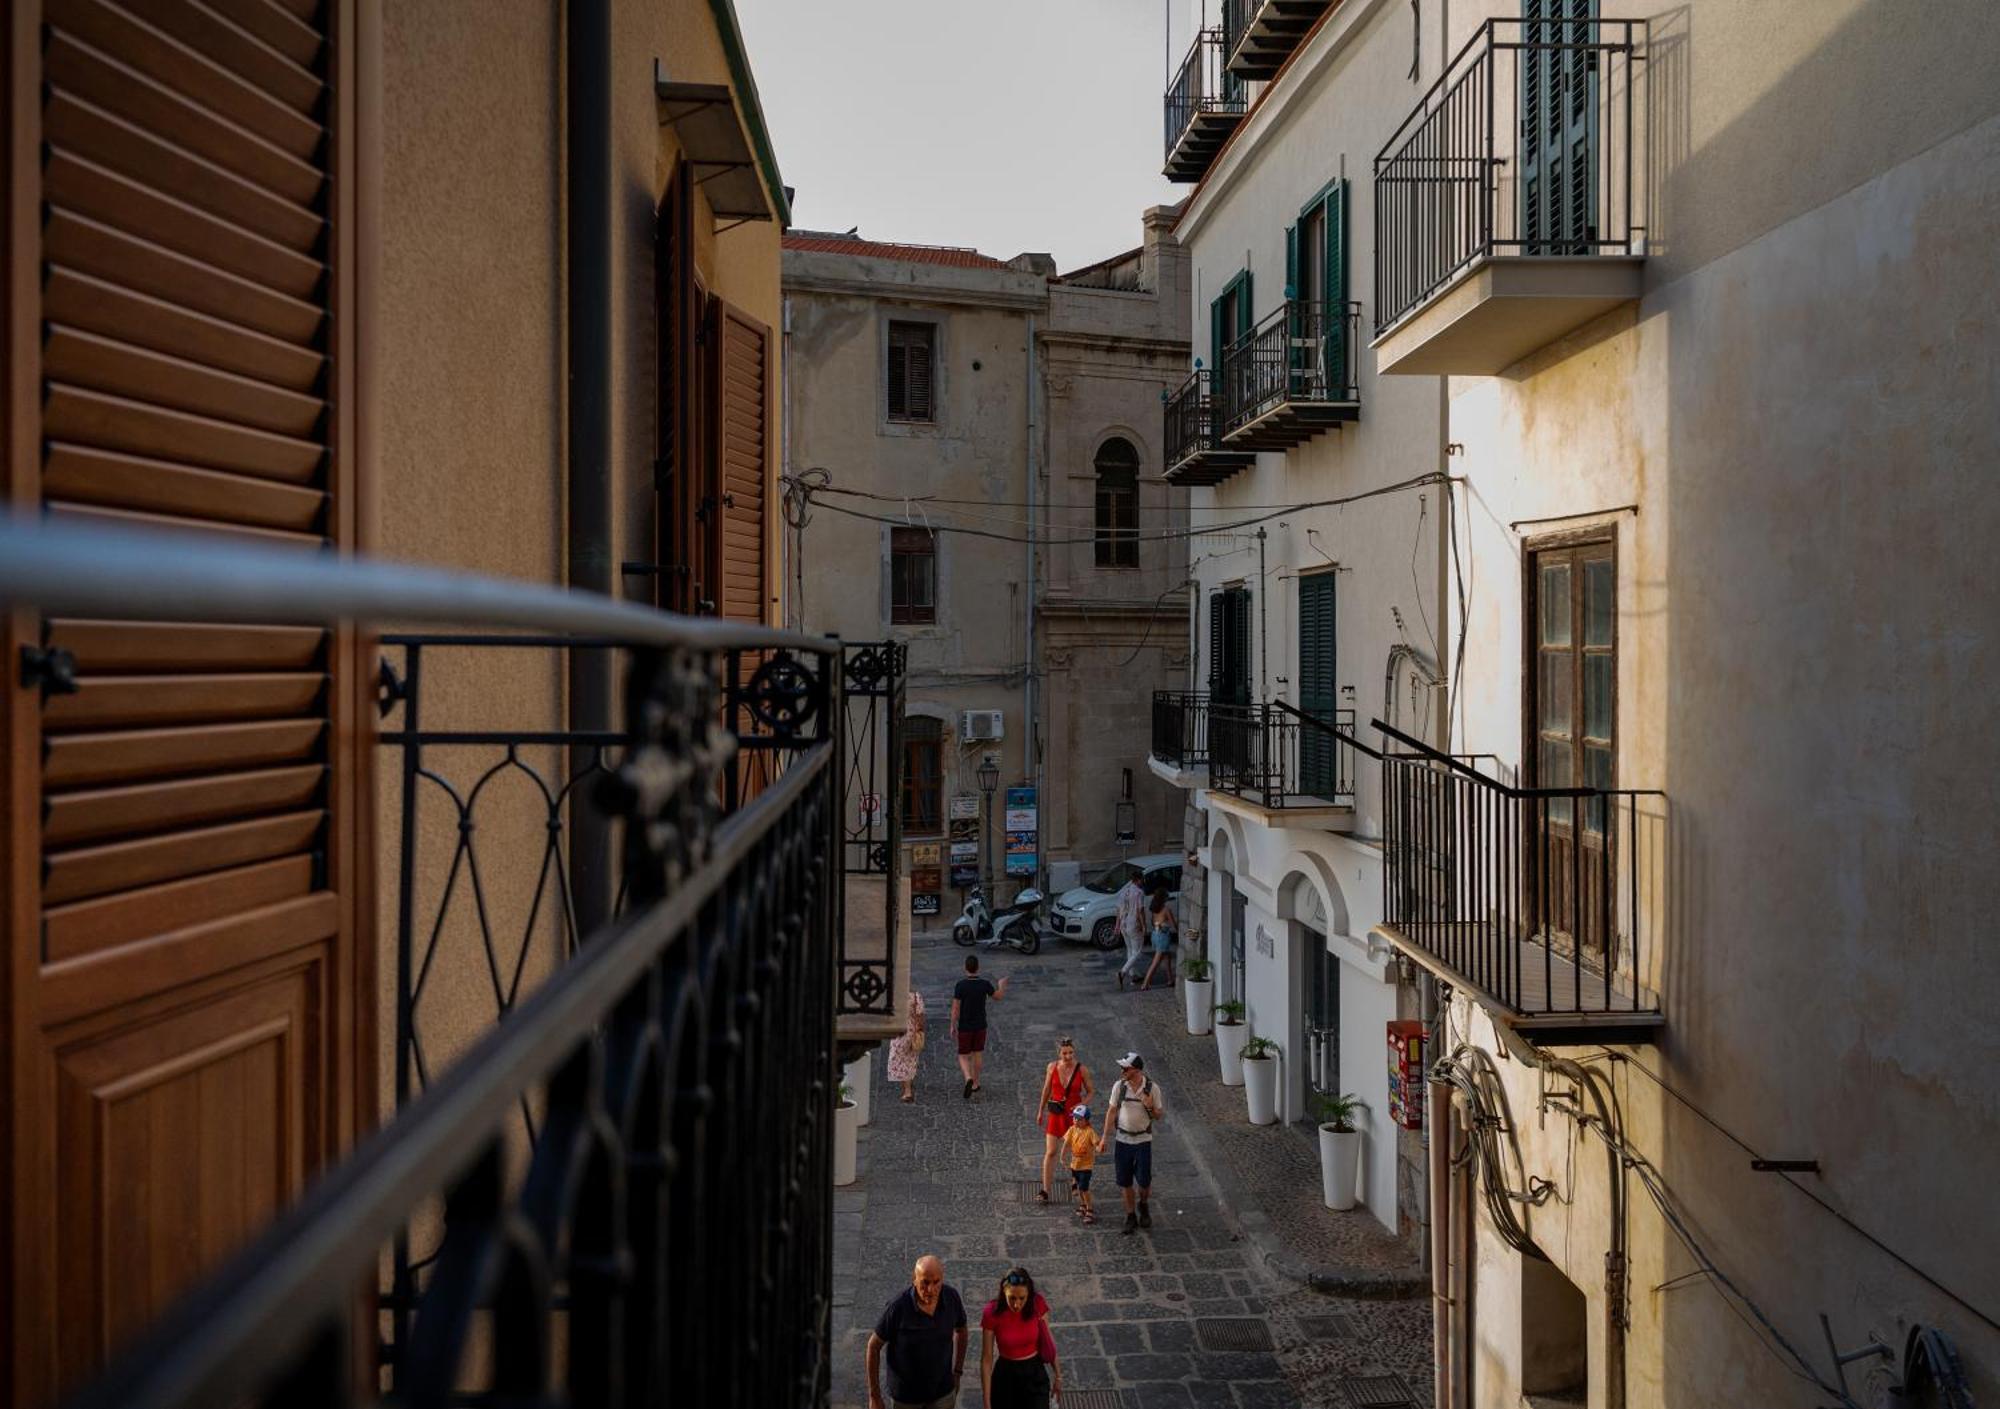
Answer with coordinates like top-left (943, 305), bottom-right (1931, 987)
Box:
top-left (1320, 1126), bottom-right (1362, 1210)
top-left (844, 1051), bottom-right (873, 1127)
top-left (1184, 979), bottom-right (1214, 1035)
top-left (1216, 1021), bottom-right (1248, 1086)
top-left (833, 1100), bottom-right (860, 1186)
top-left (1243, 1055), bottom-right (1279, 1126)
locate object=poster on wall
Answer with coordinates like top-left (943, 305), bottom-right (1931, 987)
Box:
top-left (1002, 784), bottom-right (1038, 877)
top-left (911, 842), bottom-right (941, 868)
top-left (950, 863), bottom-right (980, 888)
top-left (949, 818), bottom-right (978, 844)
top-left (949, 794), bottom-right (979, 821)
top-left (912, 892), bottom-right (941, 917)
top-left (948, 840), bottom-right (977, 863)
top-left (911, 856), bottom-right (942, 917)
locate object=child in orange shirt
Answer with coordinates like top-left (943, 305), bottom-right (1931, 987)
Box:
top-left (1063, 1104), bottom-right (1102, 1225)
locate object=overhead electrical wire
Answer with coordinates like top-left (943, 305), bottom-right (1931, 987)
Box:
top-left (791, 471), bottom-right (1449, 550)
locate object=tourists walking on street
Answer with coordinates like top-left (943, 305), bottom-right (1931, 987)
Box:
top-left (1102, 1051), bottom-right (1165, 1234)
top-left (1032, 1036), bottom-right (1094, 1202)
top-left (887, 989), bottom-right (926, 1103)
top-left (866, 1254), bottom-right (968, 1409)
top-left (950, 955), bottom-right (1008, 1099)
top-left (1140, 882), bottom-right (1178, 990)
top-left (980, 1268), bottom-right (1061, 1409)
top-left (1114, 869), bottom-right (1149, 990)
top-left (1063, 1104), bottom-right (1103, 1224)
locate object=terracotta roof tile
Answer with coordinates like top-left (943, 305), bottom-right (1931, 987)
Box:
top-left (782, 233), bottom-right (1009, 270)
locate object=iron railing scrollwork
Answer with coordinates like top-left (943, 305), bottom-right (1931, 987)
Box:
top-left (1373, 17), bottom-right (1648, 331)
top-left (1164, 28), bottom-right (1245, 167)
top-left (1163, 369), bottom-right (1213, 474)
top-left (1151, 689), bottom-right (1210, 768)
top-left (1375, 717), bottom-right (1663, 1022)
top-left (837, 640), bottom-right (904, 1016)
top-left (0, 514), bottom-right (849, 1409)
top-left (1211, 700), bottom-right (1359, 808)
top-left (1218, 299), bottom-right (1362, 434)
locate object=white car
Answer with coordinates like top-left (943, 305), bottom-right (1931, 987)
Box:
top-left (1046, 854), bottom-right (1185, 949)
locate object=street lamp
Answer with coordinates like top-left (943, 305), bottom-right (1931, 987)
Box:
top-left (976, 756), bottom-right (1000, 897)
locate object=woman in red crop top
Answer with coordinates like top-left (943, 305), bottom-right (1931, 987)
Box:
top-left (980, 1267), bottom-right (1061, 1408)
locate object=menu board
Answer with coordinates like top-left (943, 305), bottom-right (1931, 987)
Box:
top-left (1003, 786), bottom-right (1037, 878)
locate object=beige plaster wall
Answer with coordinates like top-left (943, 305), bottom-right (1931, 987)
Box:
top-left (1432, 10), bottom-right (2000, 1401)
top-left (372, 0), bottom-right (786, 1103)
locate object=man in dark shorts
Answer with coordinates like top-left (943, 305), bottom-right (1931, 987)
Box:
top-left (866, 1253), bottom-right (967, 1409)
top-left (949, 954), bottom-right (1009, 1099)
top-left (1101, 1051), bottom-right (1164, 1234)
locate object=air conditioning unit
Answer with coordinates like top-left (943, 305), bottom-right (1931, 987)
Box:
top-left (961, 709), bottom-right (1004, 742)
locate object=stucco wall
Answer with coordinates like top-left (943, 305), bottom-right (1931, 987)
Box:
top-left (373, 0), bottom-right (785, 1095)
top-left (1432, 7), bottom-right (2000, 1402)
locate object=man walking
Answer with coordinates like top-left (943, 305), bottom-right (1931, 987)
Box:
top-left (1113, 869), bottom-right (1148, 991)
top-left (949, 954), bottom-right (1008, 1099)
top-left (1101, 1051), bottom-right (1165, 1234)
top-left (866, 1254), bottom-right (968, 1409)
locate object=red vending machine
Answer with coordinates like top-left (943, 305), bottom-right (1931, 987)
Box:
top-left (1386, 1020), bottom-right (1426, 1129)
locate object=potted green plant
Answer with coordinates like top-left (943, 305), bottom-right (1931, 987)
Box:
top-left (1241, 1035), bottom-right (1280, 1126)
top-left (1214, 998), bottom-right (1248, 1086)
top-left (1313, 1092), bottom-right (1365, 1210)
top-left (1182, 956), bottom-right (1214, 1035)
top-left (834, 1080), bottom-right (859, 1187)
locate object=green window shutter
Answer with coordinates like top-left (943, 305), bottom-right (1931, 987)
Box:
top-left (1284, 225), bottom-right (1299, 299)
top-left (1238, 272), bottom-right (1255, 341)
top-left (1210, 294), bottom-right (1224, 380)
top-left (1298, 571), bottom-right (1338, 795)
top-left (1285, 226), bottom-right (1302, 392)
top-left (1325, 181), bottom-right (1346, 394)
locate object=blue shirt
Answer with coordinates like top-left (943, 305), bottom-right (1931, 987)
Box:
top-left (874, 1284), bottom-right (966, 1402)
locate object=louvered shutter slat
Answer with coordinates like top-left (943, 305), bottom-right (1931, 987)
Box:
top-left (715, 302), bottom-right (769, 625)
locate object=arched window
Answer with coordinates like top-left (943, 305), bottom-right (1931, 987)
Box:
top-left (1094, 437), bottom-right (1140, 568)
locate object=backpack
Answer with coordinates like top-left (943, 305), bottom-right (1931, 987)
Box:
top-left (1111, 1077), bottom-right (1155, 1135)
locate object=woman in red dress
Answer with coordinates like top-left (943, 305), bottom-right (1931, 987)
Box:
top-left (1033, 1036), bottom-right (1094, 1202)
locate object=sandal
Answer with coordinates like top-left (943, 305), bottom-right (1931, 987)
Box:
top-left (900, 1093), bottom-right (915, 1103)
top-left (1082, 1211), bottom-right (1096, 1224)
top-left (1036, 1188), bottom-right (1050, 1203)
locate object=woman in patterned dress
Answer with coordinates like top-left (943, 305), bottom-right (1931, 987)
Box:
top-left (887, 989), bottom-right (925, 1102)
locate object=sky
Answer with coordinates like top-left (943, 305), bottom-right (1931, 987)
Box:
top-left (734, 0), bottom-right (1189, 273)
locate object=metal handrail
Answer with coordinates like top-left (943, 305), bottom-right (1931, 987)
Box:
top-left (1371, 716), bottom-right (1661, 799)
top-left (63, 756), bottom-right (829, 1409)
top-left (1164, 28), bottom-right (1244, 162)
top-left (1274, 698), bottom-right (1381, 761)
top-left (1372, 17), bottom-right (1649, 331)
top-left (1217, 298), bottom-right (1362, 432)
top-left (0, 512), bottom-right (830, 655)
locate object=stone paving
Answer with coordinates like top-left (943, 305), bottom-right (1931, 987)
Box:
top-left (831, 932), bottom-right (1434, 1409)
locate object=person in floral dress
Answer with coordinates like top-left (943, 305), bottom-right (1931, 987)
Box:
top-left (887, 989), bottom-right (925, 1102)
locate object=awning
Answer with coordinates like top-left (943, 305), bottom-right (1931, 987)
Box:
top-left (655, 62), bottom-right (776, 226)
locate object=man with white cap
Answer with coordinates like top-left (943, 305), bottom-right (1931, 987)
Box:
top-left (1100, 1051), bottom-right (1165, 1235)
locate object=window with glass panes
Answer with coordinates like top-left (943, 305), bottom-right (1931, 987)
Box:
top-left (1094, 437), bottom-right (1140, 568)
top-left (886, 321), bottom-right (935, 422)
top-left (891, 527), bottom-right (935, 624)
top-left (1529, 536), bottom-right (1615, 949)
top-left (901, 716), bottom-right (943, 834)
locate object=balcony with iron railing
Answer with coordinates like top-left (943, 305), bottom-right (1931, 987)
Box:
top-left (1164, 28), bottom-right (1248, 182)
top-left (1162, 370), bottom-right (1256, 488)
top-left (0, 513), bottom-right (893, 1409)
top-left (1222, 0), bottom-right (1335, 80)
top-left (1217, 299), bottom-right (1361, 450)
top-left (1372, 17), bottom-right (1650, 375)
top-left (1156, 695), bottom-right (1367, 823)
top-left (1371, 719), bottom-right (1665, 1045)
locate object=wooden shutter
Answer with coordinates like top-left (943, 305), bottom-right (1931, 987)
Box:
top-left (887, 321), bottom-right (932, 422)
top-left (1298, 571), bottom-right (1338, 795)
top-left (712, 300), bottom-right (768, 625)
top-left (1324, 180), bottom-right (1346, 390)
top-left (655, 162), bottom-right (698, 612)
top-left (4, 3), bottom-right (365, 1401)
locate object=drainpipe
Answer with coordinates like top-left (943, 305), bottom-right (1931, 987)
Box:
top-left (1256, 527), bottom-right (1268, 701)
top-left (1435, 380), bottom-right (1453, 751)
top-left (1428, 1067), bottom-right (1455, 1407)
top-left (566, 0), bottom-right (614, 935)
top-left (1025, 313), bottom-right (1039, 888)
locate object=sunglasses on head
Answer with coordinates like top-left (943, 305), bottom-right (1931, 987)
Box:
top-left (1004, 1272), bottom-right (1030, 1287)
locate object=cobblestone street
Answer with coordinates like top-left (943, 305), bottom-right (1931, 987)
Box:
top-left (831, 932), bottom-right (1433, 1409)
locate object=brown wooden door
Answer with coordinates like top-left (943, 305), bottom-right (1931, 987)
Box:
top-left (2, 3), bottom-right (369, 1402)
top-left (1527, 537), bottom-right (1615, 954)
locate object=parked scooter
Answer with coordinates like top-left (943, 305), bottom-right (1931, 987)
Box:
top-left (951, 884), bottom-right (1044, 956)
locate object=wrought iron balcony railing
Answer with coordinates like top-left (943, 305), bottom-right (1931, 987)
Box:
top-left (1217, 299), bottom-right (1362, 448)
top-left (1207, 699), bottom-right (1366, 809)
top-left (0, 514), bottom-right (849, 1409)
top-left (1151, 689), bottom-right (1211, 768)
top-left (1373, 17), bottom-right (1649, 332)
top-left (1163, 370), bottom-right (1256, 487)
top-left (1374, 718), bottom-right (1664, 1042)
top-left (1164, 28), bottom-right (1248, 182)
top-left (1222, 0), bottom-right (1335, 80)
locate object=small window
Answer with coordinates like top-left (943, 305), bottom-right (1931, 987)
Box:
top-left (891, 527), bottom-right (936, 624)
top-left (887, 321), bottom-right (935, 422)
top-left (901, 716), bottom-right (943, 834)
top-left (1093, 437), bottom-right (1140, 569)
